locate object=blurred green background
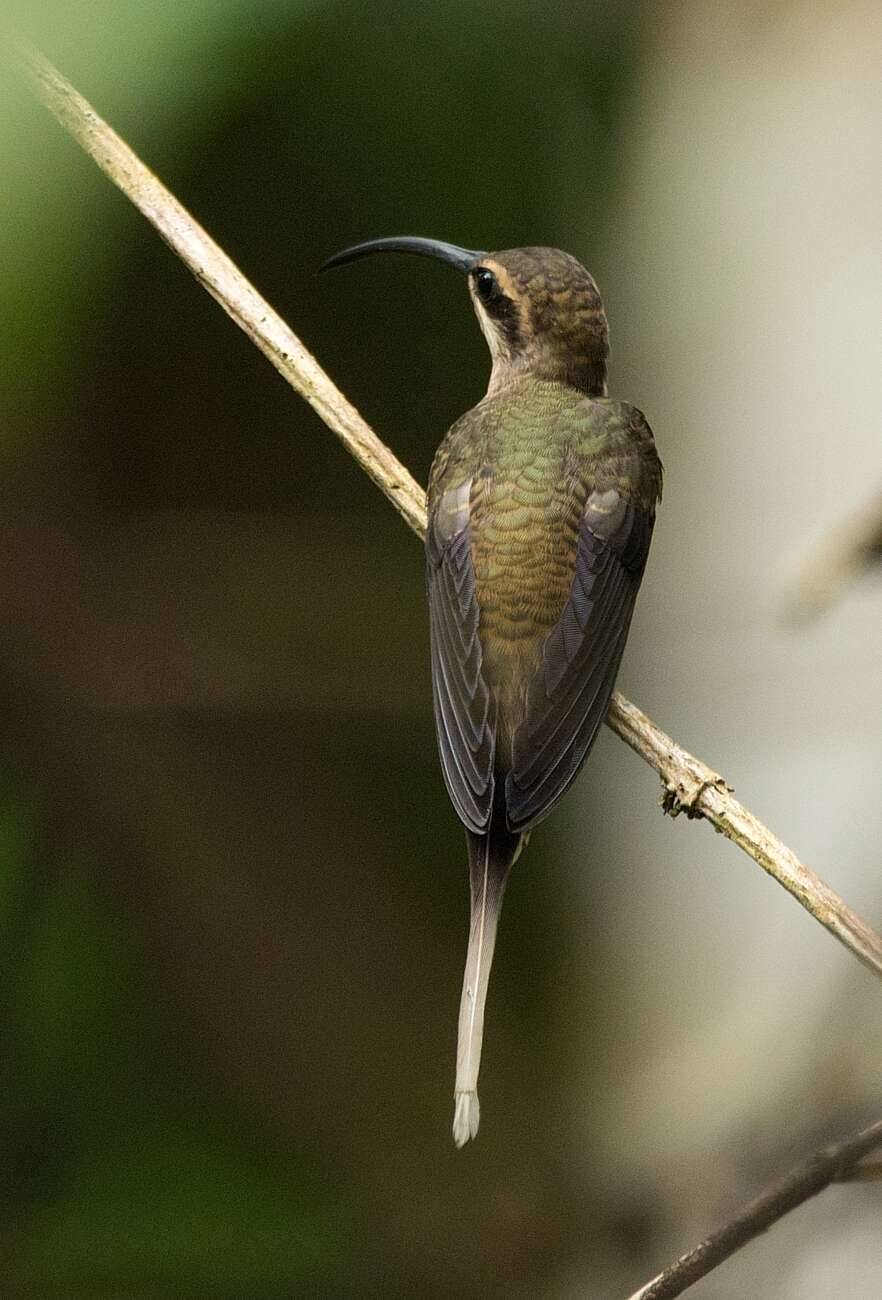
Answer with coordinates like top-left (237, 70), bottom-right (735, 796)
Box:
top-left (2, 2), bottom-right (882, 1297)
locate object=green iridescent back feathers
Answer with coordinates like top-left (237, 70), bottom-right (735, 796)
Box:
top-left (426, 258), bottom-right (662, 837)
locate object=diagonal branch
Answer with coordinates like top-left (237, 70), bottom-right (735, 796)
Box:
top-left (18, 42), bottom-right (882, 980)
top-left (608, 695), bottom-right (882, 977)
top-left (14, 41), bottom-right (427, 542)
top-left (627, 1117), bottom-right (882, 1300)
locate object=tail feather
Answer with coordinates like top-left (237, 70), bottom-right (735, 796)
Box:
top-left (452, 820), bottom-right (523, 1147)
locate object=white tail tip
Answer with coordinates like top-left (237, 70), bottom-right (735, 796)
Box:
top-left (453, 1090), bottom-right (480, 1147)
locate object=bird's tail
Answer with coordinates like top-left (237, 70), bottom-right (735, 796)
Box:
top-left (452, 818), bottom-right (524, 1147)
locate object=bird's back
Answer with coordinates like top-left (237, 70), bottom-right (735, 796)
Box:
top-left (427, 377), bottom-right (661, 810)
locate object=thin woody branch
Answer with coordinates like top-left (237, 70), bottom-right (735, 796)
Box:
top-left (608, 695), bottom-right (882, 978)
top-left (14, 42), bottom-right (426, 542)
top-left (18, 42), bottom-right (882, 981)
top-left (627, 1117), bottom-right (882, 1300)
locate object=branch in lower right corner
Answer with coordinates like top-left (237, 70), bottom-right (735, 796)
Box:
top-left (626, 1116), bottom-right (882, 1300)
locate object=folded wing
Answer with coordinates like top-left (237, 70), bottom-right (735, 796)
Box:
top-left (506, 488), bottom-right (654, 831)
top-left (426, 478), bottom-right (496, 833)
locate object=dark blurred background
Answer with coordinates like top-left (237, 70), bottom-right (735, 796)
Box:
top-left (1, 2), bottom-right (881, 1296)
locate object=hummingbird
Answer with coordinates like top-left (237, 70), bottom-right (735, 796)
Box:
top-left (321, 237), bottom-right (662, 1146)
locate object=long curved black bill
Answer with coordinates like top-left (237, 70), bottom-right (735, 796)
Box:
top-left (319, 236), bottom-right (484, 276)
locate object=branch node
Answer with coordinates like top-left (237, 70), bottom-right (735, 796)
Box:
top-left (660, 773), bottom-right (730, 820)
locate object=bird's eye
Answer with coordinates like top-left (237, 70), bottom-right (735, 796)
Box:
top-left (474, 268), bottom-right (498, 303)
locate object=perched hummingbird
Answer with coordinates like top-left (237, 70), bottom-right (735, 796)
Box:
top-left (321, 237), bottom-right (662, 1146)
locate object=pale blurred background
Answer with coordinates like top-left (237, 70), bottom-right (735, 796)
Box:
top-left (1, 1), bottom-right (881, 1296)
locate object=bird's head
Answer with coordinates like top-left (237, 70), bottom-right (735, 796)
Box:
top-left (320, 237), bottom-right (609, 397)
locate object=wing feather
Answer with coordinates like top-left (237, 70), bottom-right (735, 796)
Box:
top-left (427, 492), bottom-right (496, 833)
top-left (506, 495), bottom-right (654, 831)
